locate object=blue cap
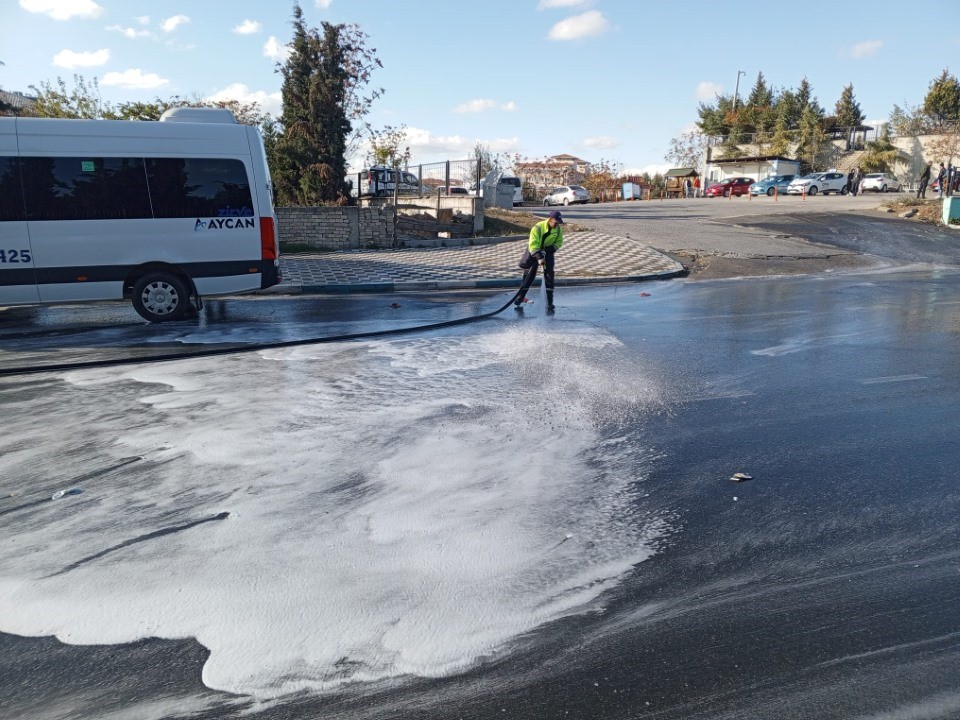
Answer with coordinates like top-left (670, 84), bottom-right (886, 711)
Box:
top-left (548, 210), bottom-right (564, 224)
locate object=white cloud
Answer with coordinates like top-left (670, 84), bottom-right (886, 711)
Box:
top-left (19, 0), bottom-right (102, 20)
top-left (347, 127), bottom-right (523, 171)
top-left (625, 162), bottom-right (671, 177)
top-left (695, 81), bottom-right (722, 100)
top-left (101, 68), bottom-right (169, 90)
top-left (207, 83), bottom-right (282, 117)
top-left (538, 0), bottom-right (591, 8)
top-left (161, 14), bottom-right (189, 33)
top-left (136, 15), bottom-right (149, 24)
top-left (582, 136), bottom-right (618, 150)
top-left (263, 36), bottom-right (291, 62)
top-left (453, 98), bottom-right (496, 114)
top-left (233, 19), bottom-right (262, 35)
top-left (453, 99), bottom-right (519, 114)
top-left (548, 10), bottom-right (610, 41)
top-left (107, 24), bottom-right (152, 39)
top-left (52, 48), bottom-right (110, 68)
top-left (377, 127), bottom-right (521, 163)
top-left (315, 0), bottom-right (332, 7)
top-left (849, 39), bottom-right (882, 58)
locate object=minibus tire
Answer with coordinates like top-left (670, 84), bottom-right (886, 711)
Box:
top-left (132, 271), bottom-right (190, 323)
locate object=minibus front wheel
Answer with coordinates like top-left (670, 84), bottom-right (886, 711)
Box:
top-left (132, 271), bottom-right (191, 323)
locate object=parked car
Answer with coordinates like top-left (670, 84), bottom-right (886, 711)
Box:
top-left (786, 172), bottom-right (847, 196)
top-left (543, 185), bottom-right (590, 206)
top-left (861, 173), bottom-right (901, 193)
top-left (705, 177), bottom-right (753, 197)
top-left (750, 174), bottom-right (796, 196)
top-left (437, 186), bottom-right (469, 195)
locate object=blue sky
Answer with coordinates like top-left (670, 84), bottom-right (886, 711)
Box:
top-left (2, 0), bottom-right (957, 174)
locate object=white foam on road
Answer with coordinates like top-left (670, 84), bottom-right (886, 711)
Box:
top-left (0, 322), bottom-right (668, 699)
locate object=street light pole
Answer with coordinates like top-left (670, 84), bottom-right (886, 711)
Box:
top-left (733, 70), bottom-right (746, 110)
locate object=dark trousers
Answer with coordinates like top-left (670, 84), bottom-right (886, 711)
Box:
top-left (917, 179), bottom-right (928, 198)
top-left (517, 248), bottom-right (555, 300)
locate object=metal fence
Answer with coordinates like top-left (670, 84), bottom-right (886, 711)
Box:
top-left (349, 159), bottom-right (482, 198)
top-left (407, 159), bottom-right (482, 194)
top-left (706, 125), bottom-right (887, 150)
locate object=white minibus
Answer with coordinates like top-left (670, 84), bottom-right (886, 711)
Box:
top-left (0, 107), bottom-right (280, 322)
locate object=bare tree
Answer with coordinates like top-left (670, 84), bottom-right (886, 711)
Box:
top-left (665, 131), bottom-right (704, 169)
top-left (366, 124), bottom-right (410, 168)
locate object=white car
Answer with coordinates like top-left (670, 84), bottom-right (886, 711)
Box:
top-left (786, 172), bottom-right (848, 196)
top-left (861, 173), bottom-right (901, 193)
top-left (543, 185), bottom-right (590, 206)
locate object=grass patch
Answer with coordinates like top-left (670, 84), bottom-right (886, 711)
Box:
top-left (479, 207), bottom-right (591, 237)
top-left (883, 196), bottom-right (926, 207)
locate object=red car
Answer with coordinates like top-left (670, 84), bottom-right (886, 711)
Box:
top-left (705, 177), bottom-right (754, 197)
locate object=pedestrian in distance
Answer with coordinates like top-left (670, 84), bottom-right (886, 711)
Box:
top-left (917, 161), bottom-right (932, 199)
top-left (850, 168), bottom-right (863, 197)
top-left (937, 162), bottom-right (946, 198)
top-left (684, 178), bottom-right (693, 198)
top-left (515, 210), bottom-right (564, 313)
top-left (846, 169), bottom-right (855, 195)
top-left (693, 176), bottom-right (701, 197)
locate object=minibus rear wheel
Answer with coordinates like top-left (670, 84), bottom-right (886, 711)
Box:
top-left (132, 271), bottom-right (190, 323)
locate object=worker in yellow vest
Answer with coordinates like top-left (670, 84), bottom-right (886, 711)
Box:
top-left (515, 210), bottom-right (564, 313)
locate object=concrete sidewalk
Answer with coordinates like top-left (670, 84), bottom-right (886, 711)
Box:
top-left (273, 231), bottom-right (685, 293)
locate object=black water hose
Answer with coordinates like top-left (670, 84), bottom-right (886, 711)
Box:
top-left (0, 288), bottom-right (526, 379)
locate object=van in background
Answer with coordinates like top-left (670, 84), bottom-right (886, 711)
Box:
top-left (499, 175), bottom-right (523, 205)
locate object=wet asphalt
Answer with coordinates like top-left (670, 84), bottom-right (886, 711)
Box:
top-left (3, 266), bottom-right (960, 719)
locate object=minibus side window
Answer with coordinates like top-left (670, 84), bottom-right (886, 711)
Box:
top-left (20, 157), bottom-right (152, 221)
top-left (146, 158), bottom-right (253, 219)
top-left (0, 157), bottom-right (25, 222)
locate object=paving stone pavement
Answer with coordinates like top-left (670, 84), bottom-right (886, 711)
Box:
top-left (274, 232), bottom-right (685, 292)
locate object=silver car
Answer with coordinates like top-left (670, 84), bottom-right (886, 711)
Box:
top-left (543, 185), bottom-right (590, 206)
top-left (861, 173), bottom-right (901, 193)
top-left (786, 172), bottom-right (848, 196)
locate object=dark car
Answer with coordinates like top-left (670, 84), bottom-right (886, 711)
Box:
top-left (705, 177), bottom-right (754, 197)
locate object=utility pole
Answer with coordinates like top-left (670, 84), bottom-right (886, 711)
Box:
top-left (733, 70), bottom-right (746, 110)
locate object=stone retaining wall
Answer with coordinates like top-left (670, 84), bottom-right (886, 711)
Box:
top-left (276, 206), bottom-right (396, 250)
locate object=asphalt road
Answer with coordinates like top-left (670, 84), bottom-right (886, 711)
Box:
top-left (534, 192), bottom-right (957, 279)
top-left (3, 199), bottom-right (960, 720)
top-left (3, 271), bottom-right (960, 720)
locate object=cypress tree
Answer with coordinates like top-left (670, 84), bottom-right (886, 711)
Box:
top-left (747, 72), bottom-right (773, 109)
top-left (272, 4), bottom-right (352, 206)
top-left (922, 69), bottom-right (960, 129)
top-left (769, 108), bottom-right (792, 158)
top-left (796, 105), bottom-right (825, 173)
top-left (834, 84), bottom-right (865, 129)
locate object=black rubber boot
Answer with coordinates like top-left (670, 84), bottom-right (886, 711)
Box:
top-left (546, 291), bottom-right (555, 313)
